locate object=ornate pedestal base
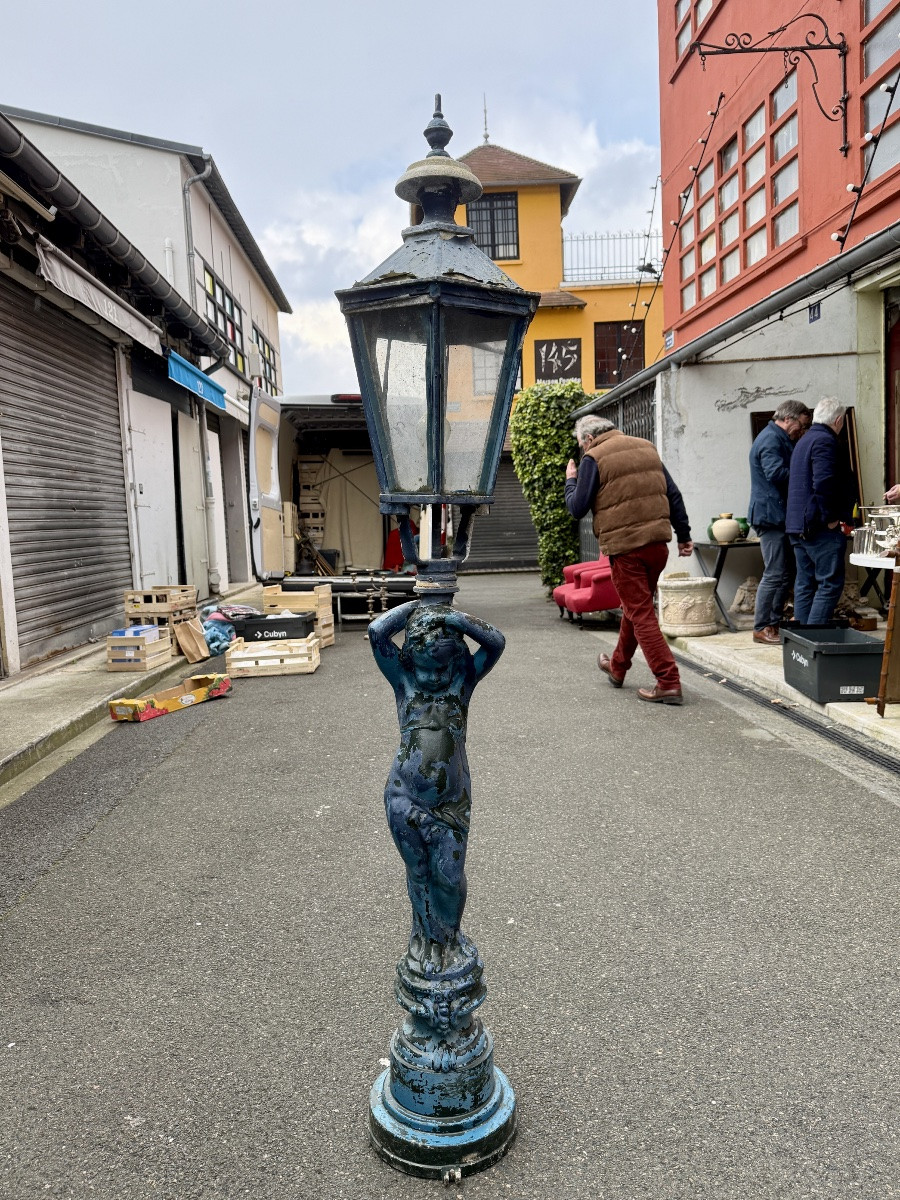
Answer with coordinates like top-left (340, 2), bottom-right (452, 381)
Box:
top-left (369, 937), bottom-right (516, 1179)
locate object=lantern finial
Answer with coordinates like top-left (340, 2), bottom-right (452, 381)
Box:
top-left (424, 95), bottom-right (453, 158)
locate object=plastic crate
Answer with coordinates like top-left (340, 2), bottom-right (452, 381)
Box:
top-left (782, 627), bottom-right (883, 703)
top-left (231, 614), bottom-right (315, 642)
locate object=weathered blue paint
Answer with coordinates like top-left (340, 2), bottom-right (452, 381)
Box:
top-left (367, 599), bottom-right (516, 1176)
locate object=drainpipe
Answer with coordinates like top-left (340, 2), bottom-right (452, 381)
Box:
top-left (182, 152), bottom-right (212, 307)
top-left (182, 153), bottom-right (221, 596)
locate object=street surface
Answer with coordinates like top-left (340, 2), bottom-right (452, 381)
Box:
top-left (0, 574), bottom-right (897, 1199)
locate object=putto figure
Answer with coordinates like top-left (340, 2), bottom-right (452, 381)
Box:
top-left (368, 600), bottom-right (505, 977)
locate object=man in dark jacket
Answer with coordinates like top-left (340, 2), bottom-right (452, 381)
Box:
top-left (747, 399), bottom-right (811, 644)
top-left (565, 415), bottom-right (692, 705)
top-left (785, 396), bottom-right (852, 625)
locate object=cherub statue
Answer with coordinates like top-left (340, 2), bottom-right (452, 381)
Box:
top-left (367, 601), bottom-right (505, 978)
top-left (729, 576), bottom-right (759, 615)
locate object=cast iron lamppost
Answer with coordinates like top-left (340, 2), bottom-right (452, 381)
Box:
top-left (336, 97), bottom-right (538, 1181)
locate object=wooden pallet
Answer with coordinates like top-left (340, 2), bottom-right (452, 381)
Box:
top-left (225, 636), bottom-right (320, 677)
top-left (106, 628), bottom-right (173, 672)
top-left (124, 585), bottom-right (197, 615)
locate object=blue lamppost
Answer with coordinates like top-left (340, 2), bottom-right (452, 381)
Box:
top-left (336, 98), bottom-right (538, 1181)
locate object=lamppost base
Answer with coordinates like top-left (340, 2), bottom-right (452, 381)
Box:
top-left (369, 1066), bottom-right (516, 1179)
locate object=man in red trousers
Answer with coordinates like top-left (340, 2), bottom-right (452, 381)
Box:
top-left (564, 415), bottom-right (693, 705)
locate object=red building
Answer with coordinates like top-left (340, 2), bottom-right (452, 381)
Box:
top-left (576, 0), bottom-right (900, 606)
top-left (660, 0), bottom-right (900, 352)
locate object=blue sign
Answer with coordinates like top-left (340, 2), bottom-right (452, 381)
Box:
top-left (167, 350), bottom-right (227, 410)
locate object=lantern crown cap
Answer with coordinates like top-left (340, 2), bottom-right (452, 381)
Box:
top-left (395, 96), bottom-right (483, 211)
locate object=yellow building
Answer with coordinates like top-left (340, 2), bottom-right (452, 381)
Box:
top-left (455, 143), bottom-right (664, 391)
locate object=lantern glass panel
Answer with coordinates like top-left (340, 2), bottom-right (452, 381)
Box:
top-left (362, 306), bottom-right (431, 493)
top-left (442, 308), bottom-right (512, 495)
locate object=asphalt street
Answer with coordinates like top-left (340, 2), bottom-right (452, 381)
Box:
top-left (0, 573), bottom-right (897, 1200)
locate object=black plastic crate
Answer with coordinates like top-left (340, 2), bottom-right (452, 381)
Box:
top-left (231, 614), bottom-right (315, 642)
top-left (782, 627), bottom-right (883, 704)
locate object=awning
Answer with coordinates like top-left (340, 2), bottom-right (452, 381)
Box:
top-left (35, 236), bottom-right (162, 354)
top-left (166, 350), bottom-right (226, 410)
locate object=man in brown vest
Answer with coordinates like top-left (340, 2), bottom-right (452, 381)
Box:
top-left (565, 415), bottom-right (693, 705)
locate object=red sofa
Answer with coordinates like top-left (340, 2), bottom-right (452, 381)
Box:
top-left (553, 557), bottom-right (620, 625)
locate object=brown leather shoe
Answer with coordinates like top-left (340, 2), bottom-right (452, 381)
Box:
top-left (637, 684), bottom-right (683, 705)
top-left (752, 626), bottom-right (780, 645)
top-left (597, 651), bottom-right (624, 688)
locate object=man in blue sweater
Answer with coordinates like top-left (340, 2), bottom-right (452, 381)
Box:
top-left (747, 399), bottom-right (811, 644)
top-left (785, 397), bottom-right (853, 625)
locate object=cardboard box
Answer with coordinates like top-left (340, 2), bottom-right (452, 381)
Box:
top-left (109, 674), bottom-right (232, 721)
top-left (106, 628), bottom-right (172, 672)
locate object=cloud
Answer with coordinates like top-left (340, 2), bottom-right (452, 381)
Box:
top-left (263, 111), bottom-right (662, 393)
top-left (260, 180), bottom-right (406, 393)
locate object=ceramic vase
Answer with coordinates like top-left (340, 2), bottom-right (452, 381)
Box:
top-left (711, 517), bottom-right (741, 544)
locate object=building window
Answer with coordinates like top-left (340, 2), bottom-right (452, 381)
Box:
top-left (676, 64), bottom-right (801, 315)
top-left (773, 114), bottom-right (798, 163)
top-left (696, 0), bottom-right (712, 22)
top-left (202, 264), bottom-right (245, 375)
top-left (772, 70), bottom-right (798, 120)
top-left (864, 6), bottom-right (900, 76)
top-left (467, 192), bottom-right (518, 259)
top-left (864, 68), bottom-right (900, 131)
top-left (720, 210), bottom-right (739, 248)
top-left (865, 112), bottom-right (900, 179)
top-left (746, 227), bottom-right (767, 265)
top-left (743, 106), bottom-right (765, 150)
top-left (721, 248), bottom-right (740, 284)
top-left (744, 146), bottom-right (766, 188)
top-left (772, 158), bottom-right (799, 206)
top-left (719, 173), bottom-right (738, 211)
top-left (251, 327), bottom-right (278, 393)
top-left (745, 188), bottom-right (766, 228)
top-left (774, 202), bottom-right (799, 247)
top-left (719, 136), bottom-right (739, 174)
top-left (594, 321), bottom-right (644, 388)
top-left (865, 0), bottom-right (893, 23)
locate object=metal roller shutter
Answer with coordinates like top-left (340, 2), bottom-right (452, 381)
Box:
top-left (0, 275), bottom-right (133, 666)
top-left (457, 455), bottom-right (539, 570)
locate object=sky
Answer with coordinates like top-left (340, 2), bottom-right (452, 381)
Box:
top-left (1, 0), bottom-right (662, 394)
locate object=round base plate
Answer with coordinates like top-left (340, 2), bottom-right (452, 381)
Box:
top-left (369, 1067), bottom-right (516, 1179)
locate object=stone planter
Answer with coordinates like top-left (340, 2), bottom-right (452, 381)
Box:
top-left (657, 572), bottom-right (718, 637)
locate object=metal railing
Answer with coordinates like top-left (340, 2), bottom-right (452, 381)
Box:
top-left (563, 230), bottom-right (663, 283)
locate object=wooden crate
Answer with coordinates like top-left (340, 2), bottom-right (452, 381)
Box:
top-left (225, 636), bottom-right (320, 677)
top-left (126, 609), bottom-right (195, 654)
top-left (263, 584), bottom-right (332, 619)
top-left (282, 501), bottom-right (298, 538)
top-left (106, 628), bottom-right (173, 672)
top-left (124, 585), bottom-right (197, 615)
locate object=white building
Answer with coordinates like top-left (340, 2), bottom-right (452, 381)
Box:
top-left (0, 107), bottom-right (291, 672)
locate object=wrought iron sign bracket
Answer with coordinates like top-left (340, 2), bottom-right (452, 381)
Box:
top-left (692, 14), bottom-right (849, 156)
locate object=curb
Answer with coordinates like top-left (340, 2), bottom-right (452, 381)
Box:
top-left (0, 656), bottom-right (193, 790)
